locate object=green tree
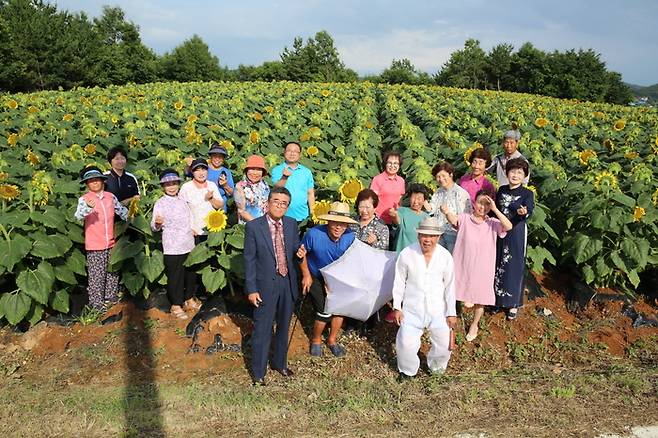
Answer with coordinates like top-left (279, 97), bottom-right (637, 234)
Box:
top-left (160, 35), bottom-right (225, 82)
top-left (508, 42), bottom-right (550, 95)
top-left (0, 14), bottom-right (27, 90)
top-left (486, 43), bottom-right (513, 91)
top-left (435, 38), bottom-right (487, 89)
top-left (280, 31), bottom-right (356, 82)
top-left (379, 58), bottom-right (431, 85)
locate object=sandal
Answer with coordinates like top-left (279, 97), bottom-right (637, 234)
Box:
top-left (507, 308), bottom-right (518, 321)
top-left (184, 299), bottom-right (201, 311)
top-left (171, 307), bottom-right (188, 320)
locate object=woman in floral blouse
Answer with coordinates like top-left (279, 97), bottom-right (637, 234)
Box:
top-left (235, 155), bottom-right (270, 224)
top-left (427, 161), bottom-right (473, 253)
top-left (349, 189), bottom-right (389, 250)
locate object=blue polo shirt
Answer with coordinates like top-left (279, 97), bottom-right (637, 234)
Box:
top-left (271, 162), bottom-right (314, 221)
top-left (301, 225), bottom-right (355, 278)
top-left (207, 166), bottom-right (234, 212)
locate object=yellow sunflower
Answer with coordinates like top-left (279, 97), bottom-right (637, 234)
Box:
top-left (27, 106), bottom-right (38, 114)
top-left (592, 111), bottom-right (605, 119)
top-left (508, 106), bottom-right (517, 113)
top-left (174, 101), bottom-right (184, 110)
top-left (186, 114), bottom-right (198, 124)
top-left (249, 131), bottom-right (260, 144)
top-left (219, 139), bottom-right (234, 152)
top-left (593, 171), bottom-right (619, 191)
top-left (306, 146), bottom-right (319, 157)
top-left (568, 118), bottom-right (577, 126)
top-left (603, 139), bottom-right (614, 151)
top-left (84, 143), bottom-right (97, 155)
top-left (264, 106), bottom-right (274, 114)
top-left (62, 114), bottom-right (74, 122)
top-left (55, 97), bottom-right (64, 106)
top-left (7, 133), bottom-right (18, 146)
top-left (534, 118), bottom-right (549, 128)
top-left (154, 100), bottom-right (165, 110)
top-left (632, 206), bottom-right (646, 222)
top-left (26, 150), bottom-right (40, 166)
top-left (613, 120), bottom-right (626, 131)
top-left (339, 179), bottom-right (363, 203)
top-left (321, 89), bottom-right (331, 97)
top-left (206, 210), bottom-right (227, 232)
top-left (0, 184), bottom-right (20, 201)
top-left (578, 149), bottom-right (597, 166)
top-left (136, 110), bottom-right (148, 119)
top-left (6, 99), bottom-right (18, 109)
top-left (624, 151), bottom-right (639, 160)
top-left (312, 200), bottom-right (333, 224)
top-left (364, 121), bottom-right (374, 129)
top-left (252, 112), bottom-right (263, 121)
top-left (299, 132), bottom-right (310, 142)
top-left (0, 172), bottom-right (7, 181)
top-left (308, 127), bottom-right (322, 139)
top-left (463, 142), bottom-right (483, 165)
top-left (527, 185), bottom-right (538, 199)
top-left (128, 197), bottom-right (139, 219)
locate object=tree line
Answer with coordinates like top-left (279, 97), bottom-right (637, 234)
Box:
top-left (0, 0), bottom-right (632, 104)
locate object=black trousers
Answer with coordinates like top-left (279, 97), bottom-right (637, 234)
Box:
top-left (164, 253), bottom-right (197, 306)
top-left (251, 275), bottom-right (294, 380)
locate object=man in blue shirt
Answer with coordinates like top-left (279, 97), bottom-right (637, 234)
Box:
top-left (298, 202), bottom-right (357, 357)
top-left (271, 142), bottom-right (315, 221)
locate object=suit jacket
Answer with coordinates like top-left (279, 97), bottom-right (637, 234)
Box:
top-left (244, 214), bottom-right (300, 300)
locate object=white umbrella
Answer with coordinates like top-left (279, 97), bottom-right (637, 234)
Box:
top-left (320, 239), bottom-right (398, 321)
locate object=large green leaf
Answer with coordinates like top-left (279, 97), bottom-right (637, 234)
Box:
top-left (66, 249), bottom-right (87, 275)
top-left (626, 270), bottom-right (641, 288)
top-left (54, 264), bottom-right (77, 285)
top-left (0, 234), bottom-right (33, 270)
top-left (226, 232), bottom-right (244, 249)
top-left (573, 233), bottom-right (603, 264)
top-left (109, 237), bottom-right (145, 266)
top-left (611, 192), bottom-right (636, 208)
top-left (206, 231), bottom-right (225, 247)
top-left (136, 250), bottom-right (165, 283)
top-left (50, 289), bottom-right (70, 313)
top-left (31, 233), bottom-right (71, 259)
top-left (184, 243), bottom-right (212, 266)
top-left (201, 266), bottom-right (226, 293)
top-left (27, 303), bottom-right (45, 326)
top-left (122, 272), bottom-right (145, 296)
top-left (16, 262), bottom-right (55, 305)
top-left (526, 246), bottom-right (556, 274)
top-left (621, 238), bottom-right (649, 269)
top-left (0, 292), bottom-right (32, 325)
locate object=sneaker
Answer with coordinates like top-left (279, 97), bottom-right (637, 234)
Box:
top-left (309, 343), bottom-right (323, 357)
top-left (507, 308), bottom-right (518, 320)
top-left (327, 343), bottom-right (346, 358)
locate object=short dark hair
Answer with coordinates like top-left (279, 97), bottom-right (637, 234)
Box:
top-left (407, 183), bottom-right (429, 200)
top-left (268, 186), bottom-right (291, 201)
top-left (355, 189), bottom-right (379, 209)
top-left (431, 161), bottom-right (454, 177)
top-left (468, 148), bottom-right (491, 167)
top-left (505, 157), bottom-right (529, 177)
top-left (107, 146), bottom-right (128, 163)
top-left (382, 151), bottom-right (403, 171)
top-left (283, 142), bottom-right (301, 152)
top-left (475, 188), bottom-right (495, 201)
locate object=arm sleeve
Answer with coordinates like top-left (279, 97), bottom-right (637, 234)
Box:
top-left (151, 200), bottom-right (162, 231)
top-left (525, 189), bottom-right (535, 217)
top-left (271, 165), bottom-right (283, 184)
top-left (443, 254), bottom-right (457, 317)
top-left (74, 197), bottom-right (93, 221)
top-left (369, 175), bottom-right (381, 193)
top-left (375, 223), bottom-right (389, 250)
top-left (462, 190), bottom-right (473, 214)
top-left (114, 195), bottom-right (129, 221)
top-left (226, 170), bottom-right (235, 191)
top-left (131, 174), bottom-right (141, 196)
top-left (307, 169), bottom-right (314, 189)
top-left (392, 252), bottom-right (408, 311)
top-left (243, 221), bottom-right (258, 294)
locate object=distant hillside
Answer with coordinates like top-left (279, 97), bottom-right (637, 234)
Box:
top-left (626, 83), bottom-right (658, 101)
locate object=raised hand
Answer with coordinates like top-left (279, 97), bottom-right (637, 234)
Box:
top-left (296, 244), bottom-right (307, 259)
top-left (205, 190), bottom-right (214, 200)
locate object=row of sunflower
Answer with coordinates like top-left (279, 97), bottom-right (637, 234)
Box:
top-left (0, 80), bottom-right (657, 326)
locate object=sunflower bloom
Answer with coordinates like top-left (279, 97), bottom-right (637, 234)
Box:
top-left (7, 133), bottom-right (18, 146)
top-left (365, 121), bottom-right (374, 130)
top-left (84, 143), bottom-right (97, 155)
top-left (298, 100), bottom-right (306, 108)
top-left (136, 110), bottom-right (148, 119)
top-left (264, 106), bottom-right (274, 114)
top-left (174, 101), bottom-right (184, 110)
top-left (0, 172), bottom-right (7, 181)
top-left (534, 118), bottom-right (549, 128)
top-left (206, 210), bottom-right (227, 232)
top-left (249, 131), bottom-right (260, 144)
top-left (154, 100), bottom-right (165, 110)
top-left (312, 200), bottom-right (333, 224)
top-left (219, 139), bottom-right (234, 152)
top-left (308, 127), bottom-right (322, 139)
top-left (527, 185), bottom-right (538, 199)
top-left (568, 118), bottom-right (577, 126)
top-left (300, 133), bottom-right (310, 142)
top-left (321, 89), bottom-right (331, 97)
top-left (578, 149), bottom-right (597, 166)
top-left (624, 151), bottom-right (639, 160)
top-left (632, 206), bottom-right (646, 222)
top-left (592, 111), bottom-right (605, 119)
top-left (593, 171), bottom-right (619, 191)
top-left (463, 142), bottom-right (484, 165)
top-left (127, 197), bottom-right (139, 219)
top-left (603, 139), bottom-right (614, 151)
top-left (252, 112), bottom-right (263, 121)
top-left (26, 150), bottom-right (40, 166)
top-left (306, 146), bottom-right (319, 157)
top-left (62, 114), bottom-right (74, 122)
top-left (339, 179), bottom-right (363, 203)
top-left (0, 184), bottom-right (20, 201)
top-left (187, 114), bottom-right (198, 124)
top-left (613, 120), bottom-right (626, 131)
top-left (6, 99), bottom-right (18, 109)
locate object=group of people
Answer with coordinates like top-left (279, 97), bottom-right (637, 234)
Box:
top-left (75, 130), bottom-right (534, 385)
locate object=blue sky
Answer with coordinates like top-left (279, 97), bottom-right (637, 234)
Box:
top-left (54, 0), bottom-right (657, 85)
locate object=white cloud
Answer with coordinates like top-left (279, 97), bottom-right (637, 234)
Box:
top-left (337, 29), bottom-right (462, 74)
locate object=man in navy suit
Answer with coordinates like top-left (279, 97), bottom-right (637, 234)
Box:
top-left (244, 187), bottom-right (301, 386)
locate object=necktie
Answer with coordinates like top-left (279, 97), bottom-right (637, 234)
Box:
top-left (275, 221), bottom-right (288, 276)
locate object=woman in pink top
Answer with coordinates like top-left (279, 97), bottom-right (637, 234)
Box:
top-left (370, 151), bottom-right (405, 226)
top-left (443, 189), bottom-right (512, 342)
top-left (458, 148), bottom-right (496, 206)
top-left (74, 166), bottom-right (128, 311)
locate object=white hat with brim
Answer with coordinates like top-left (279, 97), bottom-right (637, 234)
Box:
top-left (416, 217), bottom-right (444, 236)
top-left (318, 201), bottom-right (358, 224)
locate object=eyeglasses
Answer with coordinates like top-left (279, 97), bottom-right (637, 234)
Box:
top-left (270, 200), bottom-right (289, 207)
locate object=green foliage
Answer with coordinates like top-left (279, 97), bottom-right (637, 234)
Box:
top-left (160, 35), bottom-right (225, 82)
top-left (378, 59), bottom-right (432, 85)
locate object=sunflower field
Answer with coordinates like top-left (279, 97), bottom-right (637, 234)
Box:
top-left (0, 81), bottom-right (657, 326)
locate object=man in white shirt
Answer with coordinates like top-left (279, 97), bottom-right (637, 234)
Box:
top-left (487, 130), bottom-right (530, 186)
top-left (392, 217), bottom-right (457, 380)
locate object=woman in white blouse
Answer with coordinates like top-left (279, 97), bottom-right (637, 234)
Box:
top-left (426, 161), bottom-right (473, 253)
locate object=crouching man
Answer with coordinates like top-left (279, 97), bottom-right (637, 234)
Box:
top-left (392, 217), bottom-right (457, 380)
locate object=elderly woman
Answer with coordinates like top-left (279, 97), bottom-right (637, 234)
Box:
top-left (389, 183), bottom-right (431, 253)
top-left (234, 155), bottom-right (270, 224)
top-left (427, 161), bottom-right (472, 253)
top-left (444, 189), bottom-right (512, 342)
top-left (494, 158), bottom-right (535, 320)
top-left (370, 151), bottom-right (405, 226)
top-left (488, 130), bottom-right (530, 186)
top-left (349, 189), bottom-right (389, 250)
top-left (459, 148), bottom-right (496, 206)
top-left (105, 146), bottom-right (140, 205)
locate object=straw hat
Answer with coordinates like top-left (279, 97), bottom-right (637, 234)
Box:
top-left (416, 217), bottom-right (443, 236)
top-left (317, 201), bottom-right (358, 224)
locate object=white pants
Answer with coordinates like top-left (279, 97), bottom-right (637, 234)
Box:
top-left (396, 311), bottom-right (451, 376)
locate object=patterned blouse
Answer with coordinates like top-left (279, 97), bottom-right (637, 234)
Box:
top-left (151, 194), bottom-right (195, 255)
top-left (428, 183), bottom-right (473, 234)
top-left (349, 215), bottom-right (389, 250)
top-left (234, 178), bottom-right (270, 224)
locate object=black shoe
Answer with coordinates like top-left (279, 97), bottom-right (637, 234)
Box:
top-left (272, 367), bottom-right (294, 377)
top-left (252, 377), bottom-right (266, 387)
top-left (397, 372), bottom-right (414, 382)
